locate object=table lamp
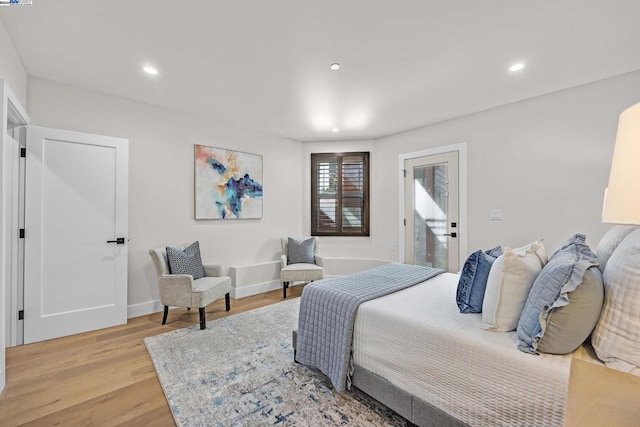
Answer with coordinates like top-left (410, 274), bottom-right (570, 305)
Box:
top-left (602, 102), bottom-right (640, 225)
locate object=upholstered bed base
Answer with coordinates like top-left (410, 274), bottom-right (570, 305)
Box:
top-left (292, 330), bottom-right (467, 427)
top-left (351, 365), bottom-right (467, 427)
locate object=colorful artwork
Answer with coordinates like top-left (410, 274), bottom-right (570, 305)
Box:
top-left (195, 145), bottom-right (263, 219)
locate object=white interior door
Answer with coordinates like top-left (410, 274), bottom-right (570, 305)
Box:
top-left (405, 152), bottom-right (459, 271)
top-left (24, 126), bottom-right (128, 344)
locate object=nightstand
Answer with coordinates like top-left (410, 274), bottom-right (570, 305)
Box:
top-left (564, 358), bottom-right (640, 427)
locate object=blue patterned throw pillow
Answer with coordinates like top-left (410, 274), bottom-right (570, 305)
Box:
top-left (166, 241), bottom-right (206, 279)
top-left (287, 237), bottom-right (315, 264)
top-left (456, 246), bottom-right (503, 313)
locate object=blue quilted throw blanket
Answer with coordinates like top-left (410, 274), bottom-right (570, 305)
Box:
top-left (296, 263), bottom-right (443, 392)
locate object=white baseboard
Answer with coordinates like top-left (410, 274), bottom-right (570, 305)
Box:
top-left (323, 257), bottom-right (391, 275)
top-left (230, 261), bottom-right (281, 300)
top-left (127, 299), bottom-right (163, 319)
top-left (232, 280), bottom-right (282, 299)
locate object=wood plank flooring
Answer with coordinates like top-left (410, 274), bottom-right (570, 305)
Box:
top-left (0, 286), bottom-right (304, 426)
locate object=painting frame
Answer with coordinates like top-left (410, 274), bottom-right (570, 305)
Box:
top-left (194, 144), bottom-right (263, 220)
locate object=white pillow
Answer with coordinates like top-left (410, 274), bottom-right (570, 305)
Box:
top-left (592, 228), bottom-right (640, 372)
top-left (482, 239), bottom-right (547, 331)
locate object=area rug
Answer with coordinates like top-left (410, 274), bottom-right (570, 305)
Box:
top-left (144, 298), bottom-right (408, 426)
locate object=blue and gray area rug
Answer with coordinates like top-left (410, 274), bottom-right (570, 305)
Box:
top-left (144, 298), bottom-right (408, 426)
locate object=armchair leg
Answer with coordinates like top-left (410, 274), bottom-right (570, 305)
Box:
top-left (162, 305), bottom-right (169, 325)
top-left (225, 293), bottom-right (230, 311)
top-left (199, 307), bottom-right (206, 330)
top-left (283, 282), bottom-right (289, 299)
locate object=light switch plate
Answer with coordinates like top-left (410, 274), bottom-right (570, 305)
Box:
top-left (490, 210), bottom-right (503, 220)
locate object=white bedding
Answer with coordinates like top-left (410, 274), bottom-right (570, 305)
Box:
top-left (352, 272), bottom-right (600, 427)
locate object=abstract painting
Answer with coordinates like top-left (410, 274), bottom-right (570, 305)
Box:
top-left (194, 145), bottom-right (263, 219)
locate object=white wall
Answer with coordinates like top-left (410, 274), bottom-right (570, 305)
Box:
top-left (370, 71), bottom-right (640, 259)
top-left (22, 70), bottom-right (640, 316)
top-left (0, 17), bottom-right (27, 107)
top-left (27, 77), bottom-right (303, 312)
top-left (301, 72), bottom-right (640, 267)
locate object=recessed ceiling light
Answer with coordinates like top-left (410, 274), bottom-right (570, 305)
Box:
top-left (143, 66), bottom-right (159, 75)
top-left (332, 127), bottom-right (340, 132)
top-left (330, 63), bottom-right (341, 71)
top-left (509, 63), bottom-right (525, 72)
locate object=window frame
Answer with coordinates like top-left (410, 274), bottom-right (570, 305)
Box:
top-left (311, 151), bottom-right (370, 237)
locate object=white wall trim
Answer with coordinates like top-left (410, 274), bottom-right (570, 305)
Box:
top-left (398, 142), bottom-right (468, 269)
top-left (232, 280), bottom-right (281, 299)
top-left (1, 81), bottom-right (29, 394)
top-left (322, 257), bottom-right (391, 275)
top-left (127, 299), bottom-right (163, 319)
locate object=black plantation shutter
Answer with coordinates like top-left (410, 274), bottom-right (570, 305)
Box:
top-left (311, 152), bottom-right (369, 236)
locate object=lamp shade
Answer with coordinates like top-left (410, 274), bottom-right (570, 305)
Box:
top-left (602, 102), bottom-right (640, 224)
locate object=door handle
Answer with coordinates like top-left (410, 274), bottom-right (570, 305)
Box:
top-left (107, 237), bottom-right (126, 244)
top-left (444, 232), bottom-right (457, 238)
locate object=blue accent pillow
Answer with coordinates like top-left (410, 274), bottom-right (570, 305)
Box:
top-left (456, 246), bottom-right (503, 313)
top-left (517, 234), bottom-right (602, 354)
top-left (287, 237), bottom-right (315, 264)
top-left (166, 241), bottom-right (206, 280)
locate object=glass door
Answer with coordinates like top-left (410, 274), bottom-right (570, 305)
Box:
top-left (404, 152), bottom-right (459, 271)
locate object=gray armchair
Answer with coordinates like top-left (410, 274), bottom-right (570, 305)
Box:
top-left (149, 244), bottom-right (231, 329)
top-left (280, 237), bottom-right (324, 298)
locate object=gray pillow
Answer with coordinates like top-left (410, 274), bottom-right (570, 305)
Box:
top-left (537, 267), bottom-right (603, 354)
top-left (166, 241), bottom-right (206, 279)
top-left (287, 237), bottom-right (315, 264)
top-left (517, 234), bottom-right (603, 354)
top-left (596, 225), bottom-right (638, 272)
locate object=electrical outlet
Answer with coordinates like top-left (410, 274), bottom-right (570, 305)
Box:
top-left (490, 210), bottom-right (503, 220)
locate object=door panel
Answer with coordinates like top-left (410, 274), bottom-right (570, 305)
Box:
top-left (24, 126), bottom-right (128, 344)
top-left (405, 152), bottom-right (459, 271)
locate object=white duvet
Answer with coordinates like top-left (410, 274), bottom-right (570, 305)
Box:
top-left (352, 273), bottom-right (599, 427)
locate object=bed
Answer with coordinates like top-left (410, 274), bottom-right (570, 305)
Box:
top-left (293, 226), bottom-right (640, 426)
top-left (351, 272), bottom-right (598, 426)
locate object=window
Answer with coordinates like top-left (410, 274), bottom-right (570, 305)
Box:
top-left (311, 152), bottom-right (370, 236)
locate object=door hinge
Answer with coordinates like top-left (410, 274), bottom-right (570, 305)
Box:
top-left (20, 147), bottom-right (26, 158)
top-left (18, 310), bottom-right (24, 320)
top-left (19, 228), bottom-right (25, 238)
top-left (403, 218), bottom-right (406, 226)
top-left (403, 169), bottom-right (406, 178)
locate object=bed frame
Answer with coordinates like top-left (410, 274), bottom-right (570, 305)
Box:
top-left (292, 330), bottom-right (467, 427)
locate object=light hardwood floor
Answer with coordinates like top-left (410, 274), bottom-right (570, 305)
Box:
top-left (0, 286), bottom-right (304, 426)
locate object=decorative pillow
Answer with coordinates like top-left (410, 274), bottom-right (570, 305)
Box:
top-left (287, 237), bottom-right (315, 264)
top-left (538, 268), bottom-right (603, 354)
top-left (517, 234), bottom-right (603, 354)
top-left (592, 228), bottom-right (640, 372)
top-left (456, 246), bottom-right (503, 313)
top-left (596, 225), bottom-right (638, 272)
top-left (482, 239), bottom-right (547, 331)
top-left (166, 241), bottom-right (206, 279)
top-left (549, 233), bottom-right (592, 259)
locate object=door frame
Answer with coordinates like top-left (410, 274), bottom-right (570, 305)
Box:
top-left (1, 81), bottom-right (29, 353)
top-left (398, 142), bottom-right (467, 270)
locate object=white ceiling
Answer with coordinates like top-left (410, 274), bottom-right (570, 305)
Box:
top-left (2, 1), bottom-right (639, 141)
